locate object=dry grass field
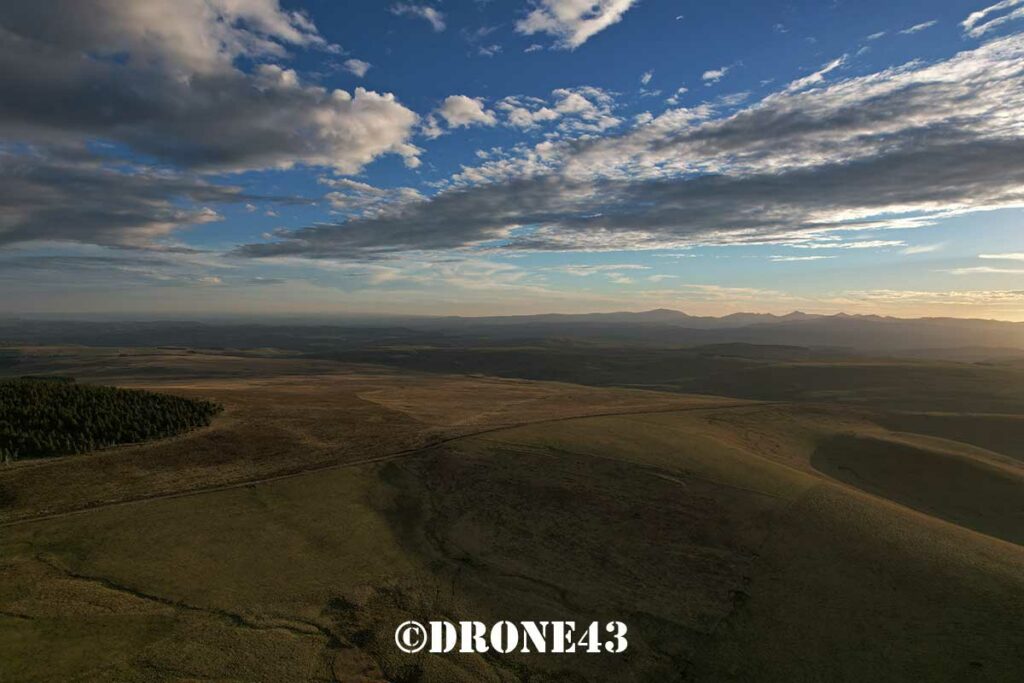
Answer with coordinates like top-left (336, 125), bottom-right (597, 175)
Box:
top-left (1, 347), bottom-right (1023, 681)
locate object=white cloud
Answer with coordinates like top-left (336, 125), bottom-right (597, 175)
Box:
top-left (902, 243), bottom-right (945, 254)
top-left (0, 1), bottom-right (421, 173)
top-left (867, 31), bottom-right (887, 40)
top-left (436, 95), bottom-right (498, 128)
top-left (421, 114), bottom-right (445, 139)
top-left (36, 0), bottom-right (337, 75)
top-left (342, 58), bottom-right (371, 77)
top-left (899, 20), bottom-right (938, 34)
top-left (462, 24), bottom-right (499, 42)
top-left (948, 266), bottom-right (1024, 275)
top-left (516, 0), bottom-right (639, 50)
top-left (546, 35), bottom-right (1024, 187)
top-left (242, 35), bottom-right (1024, 260)
top-left (846, 289), bottom-right (1024, 305)
top-left (504, 103), bottom-right (561, 129)
top-left (785, 56), bottom-right (846, 92)
top-left (320, 178), bottom-right (425, 217)
top-left (677, 284), bottom-right (787, 301)
top-left (390, 3), bottom-right (446, 31)
top-left (557, 264), bottom-right (650, 276)
top-left (702, 66), bottom-right (730, 84)
top-left (498, 86), bottom-right (620, 132)
top-left (640, 70), bottom-right (653, 85)
top-left (665, 86), bottom-right (689, 105)
top-left (979, 252), bottom-right (1024, 260)
top-left (793, 240), bottom-right (906, 250)
top-left (963, 0), bottom-right (1024, 38)
top-left (769, 255), bottom-right (835, 262)
top-left (524, 43), bottom-right (544, 53)
top-left (0, 150), bottom-right (246, 248)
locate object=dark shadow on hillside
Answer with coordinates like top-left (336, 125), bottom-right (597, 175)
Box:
top-left (811, 435), bottom-right (1024, 546)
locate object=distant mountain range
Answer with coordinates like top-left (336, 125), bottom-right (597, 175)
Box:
top-left (421, 308), bottom-right (823, 329)
top-left (2, 310), bottom-right (1023, 355)
top-left (406, 309), bottom-right (1024, 352)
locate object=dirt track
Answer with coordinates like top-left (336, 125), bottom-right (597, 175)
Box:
top-left (0, 401), bottom-right (765, 528)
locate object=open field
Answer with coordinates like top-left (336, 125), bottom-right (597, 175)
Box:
top-left (1, 347), bottom-right (1023, 681)
top-left (323, 344), bottom-right (1024, 413)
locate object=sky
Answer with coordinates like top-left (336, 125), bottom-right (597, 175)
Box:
top-left (2, 0), bottom-right (1024, 320)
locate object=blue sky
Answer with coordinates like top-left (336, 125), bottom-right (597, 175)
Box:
top-left (2, 0), bottom-right (1024, 319)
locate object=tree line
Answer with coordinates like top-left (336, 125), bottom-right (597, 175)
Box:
top-left (0, 377), bottom-right (222, 460)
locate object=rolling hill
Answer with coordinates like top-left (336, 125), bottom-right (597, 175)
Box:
top-left (0, 347), bottom-right (1022, 681)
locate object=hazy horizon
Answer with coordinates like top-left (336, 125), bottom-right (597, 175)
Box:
top-left (6, 307), bottom-right (1024, 325)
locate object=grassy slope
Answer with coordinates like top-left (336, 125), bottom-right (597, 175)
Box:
top-left (2, 392), bottom-right (1022, 680)
top-left (483, 413), bottom-right (1024, 681)
top-left (0, 350), bottom-right (1022, 681)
